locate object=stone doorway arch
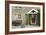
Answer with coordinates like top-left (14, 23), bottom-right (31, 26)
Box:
top-left (25, 9), bottom-right (38, 25)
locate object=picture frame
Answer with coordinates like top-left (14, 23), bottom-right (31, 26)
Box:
top-left (5, 1), bottom-right (45, 34)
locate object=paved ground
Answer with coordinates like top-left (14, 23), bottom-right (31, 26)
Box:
top-left (12, 25), bottom-right (39, 29)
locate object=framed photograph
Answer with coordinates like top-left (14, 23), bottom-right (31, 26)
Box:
top-left (5, 1), bottom-right (45, 34)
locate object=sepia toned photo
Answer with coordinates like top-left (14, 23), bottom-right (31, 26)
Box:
top-left (12, 6), bottom-right (40, 29)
